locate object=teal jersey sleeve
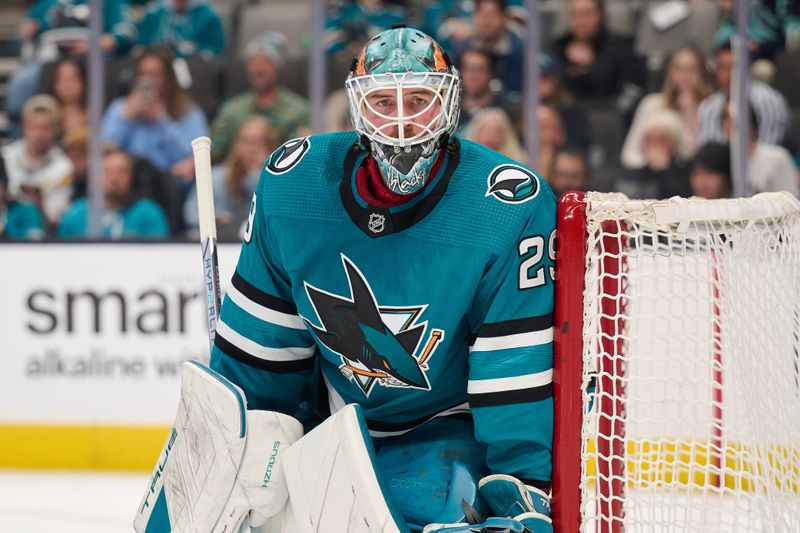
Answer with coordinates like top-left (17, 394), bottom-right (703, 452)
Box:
top-left (467, 190), bottom-right (556, 484)
top-left (209, 177), bottom-right (317, 415)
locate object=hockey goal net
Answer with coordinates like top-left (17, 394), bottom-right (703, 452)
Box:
top-left (552, 191), bottom-right (800, 532)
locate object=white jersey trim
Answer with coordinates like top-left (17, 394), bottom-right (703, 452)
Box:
top-left (469, 327), bottom-right (553, 352)
top-left (227, 284), bottom-right (307, 330)
top-left (217, 320), bottom-right (315, 361)
top-left (468, 369), bottom-right (553, 395)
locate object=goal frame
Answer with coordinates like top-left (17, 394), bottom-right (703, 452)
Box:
top-left (551, 190), bottom-right (800, 532)
top-left (551, 191), bottom-right (726, 532)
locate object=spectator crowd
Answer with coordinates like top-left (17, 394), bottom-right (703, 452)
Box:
top-left (1, 0), bottom-right (799, 241)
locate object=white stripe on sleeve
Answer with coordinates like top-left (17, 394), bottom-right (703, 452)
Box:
top-left (216, 320), bottom-right (315, 361)
top-left (226, 284), bottom-right (307, 330)
top-left (469, 327), bottom-right (553, 353)
top-left (468, 369), bottom-right (553, 395)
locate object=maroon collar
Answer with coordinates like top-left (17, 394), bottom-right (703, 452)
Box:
top-left (355, 152), bottom-right (446, 208)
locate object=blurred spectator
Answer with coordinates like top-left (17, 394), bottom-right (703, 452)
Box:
top-left (625, 110), bottom-right (692, 199)
top-left (689, 141), bottom-right (732, 199)
top-left (713, 0), bottom-right (793, 61)
top-left (184, 117), bottom-right (276, 240)
top-left (622, 47), bottom-right (714, 169)
top-left (136, 0), bottom-right (226, 58)
top-left (457, 48), bottom-right (512, 131)
top-left (58, 149), bottom-right (169, 239)
top-left (7, 0), bottom-right (135, 136)
top-left (0, 154), bottom-right (45, 240)
top-left (44, 57), bottom-right (88, 142)
top-left (551, 0), bottom-right (645, 101)
top-left (549, 148), bottom-right (591, 197)
top-left (722, 105), bottom-right (799, 195)
top-left (20, 0), bottom-right (135, 55)
top-left (101, 47), bottom-right (208, 192)
top-left (324, 0), bottom-right (406, 59)
top-left (1, 95), bottom-right (73, 228)
top-left (463, 107), bottom-right (526, 162)
top-left (698, 43), bottom-right (790, 145)
top-left (450, 0), bottom-right (525, 99)
top-left (420, 0), bottom-right (472, 48)
top-left (63, 126), bottom-right (89, 200)
top-left (537, 51), bottom-right (591, 153)
top-left (536, 104), bottom-right (568, 180)
top-left (211, 32), bottom-right (310, 163)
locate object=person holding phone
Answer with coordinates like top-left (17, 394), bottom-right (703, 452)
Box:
top-left (101, 46), bottom-right (209, 207)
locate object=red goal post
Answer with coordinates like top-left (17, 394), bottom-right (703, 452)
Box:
top-left (552, 191), bottom-right (800, 532)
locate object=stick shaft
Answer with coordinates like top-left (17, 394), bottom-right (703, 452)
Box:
top-left (192, 136), bottom-right (222, 353)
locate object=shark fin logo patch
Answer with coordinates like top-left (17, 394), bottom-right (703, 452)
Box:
top-left (486, 164), bottom-right (540, 204)
top-left (302, 255), bottom-right (444, 397)
top-left (266, 137), bottom-right (311, 175)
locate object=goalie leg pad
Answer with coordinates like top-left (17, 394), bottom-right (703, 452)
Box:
top-left (133, 360), bottom-right (303, 533)
top-left (280, 404), bottom-right (409, 533)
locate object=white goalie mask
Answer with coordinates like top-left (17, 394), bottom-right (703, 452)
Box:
top-left (345, 28), bottom-right (462, 195)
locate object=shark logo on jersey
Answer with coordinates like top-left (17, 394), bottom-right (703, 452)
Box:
top-left (486, 164), bottom-right (541, 204)
top-left (266, 137), bottom-right (311, 175)
top-left (302, 254), bottom-right (444, 396)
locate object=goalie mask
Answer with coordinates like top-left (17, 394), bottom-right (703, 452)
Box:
top-left (346, 28), bottom-right (462, 195)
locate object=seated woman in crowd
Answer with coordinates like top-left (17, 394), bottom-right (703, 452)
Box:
top-left (624, 110), bottom-right (693, 199)
top-left (622, 46), bottom-right (713, 169)
top-left (463, 106), bottom-right (527, 163)
top-left (183, 116), bottom-right (276, 240)
top-left (100, 46), bottom-right (208, 200)
top-left (44, 57), bottom-right (88, 143)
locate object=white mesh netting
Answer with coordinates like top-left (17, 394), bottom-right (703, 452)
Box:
top-left (579, 192), bottom-right (800, 532)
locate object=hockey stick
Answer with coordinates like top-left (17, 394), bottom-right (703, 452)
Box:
top-left (192, 136), bottom-right (222, 354)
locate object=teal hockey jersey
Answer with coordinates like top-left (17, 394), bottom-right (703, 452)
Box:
top-left (209, 132), bottom-right (556, 483)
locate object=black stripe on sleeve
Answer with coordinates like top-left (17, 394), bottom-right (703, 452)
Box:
top-left (477, 314), bottom-right (554, 339)
top-left (468, 383), bottom-right (553, 408)
top-left (232, 271), bottom-right (298, 315)
top-left (214, 333), bottom-right (314, 373)
top-left (365, 402), bottom-right (471, 433)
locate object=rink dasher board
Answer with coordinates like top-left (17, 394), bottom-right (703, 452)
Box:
top-left (0, 242), bottom-right (241, 469)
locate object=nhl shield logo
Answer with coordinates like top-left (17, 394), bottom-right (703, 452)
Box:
top-left (368, 213), bottom-right (385, 233)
